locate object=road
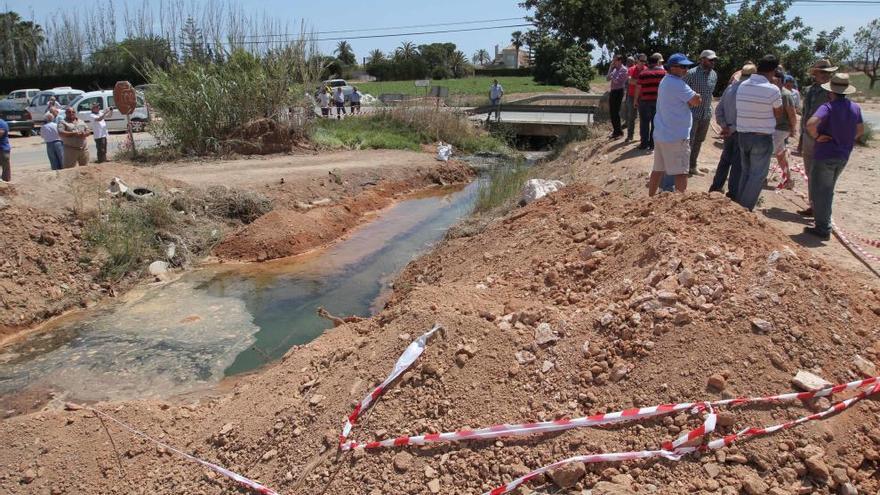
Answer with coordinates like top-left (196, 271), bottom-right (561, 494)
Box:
top-left (6, 132), bottom-right (157, 172)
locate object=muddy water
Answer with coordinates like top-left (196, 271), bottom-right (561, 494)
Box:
top-left (0, 183), bottom-right (479, 405)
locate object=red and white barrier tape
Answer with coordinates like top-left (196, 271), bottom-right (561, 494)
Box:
top-left (339, 323), bottom-right (443, 445)
top-left (88, 407), bottom-right (279, 495)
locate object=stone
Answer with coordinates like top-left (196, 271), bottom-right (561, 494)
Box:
top-left (742, 475), bottom-right (769, 494)
top-left (726, 453), bottom-right (748, 464)
top-left (610, 363), bottom-right (629, 382)
top-left (309, 394), bottom-right (325, 406)
top-left (261, 449), bottom-right (278, 462)
top-left (454, 353), bottom-right (469, 367)
top-left (853, 355), bottom-right (877, 377)
top-left (751, 318), bottom-right (774, 333)
top-left (392, 451), bottom-right (413, 473)
top-left (592, 481), bottom-right (637, 494)
top-left (599, 313), bottom-right (615, 327)
top-left (595, 232), bottom-right (622, 249)
top-left (792, 371), bottom-right (832, 392)
top-left (704, 463), bottom-right (721, 478)
top-left (707, 374), bottom-right (727, 391)
top-left (547, 461), bottom-right (586, 489)
top-left (804, 456), bottom-right (829, 480)
top-left (21, 468), bottom-right (37, 484)
top-left (534, 323), bottom-right (558, 346)
top-left (541, 360), bottom-right (554, 373)
top-left (677, 269), bottom-right (695, 288)
top-left (219, 422), bottom-right (235, 435)
top-left (837, 483), bottom-right (858, 495)
top-left (716, 412), bottom-right (736, 427)
top-left (427, 478), bottom-right (441, 493)
top-left (148, 260), bottom-right (169, 276)
top-left (515, 350), bottom-right (536, 365)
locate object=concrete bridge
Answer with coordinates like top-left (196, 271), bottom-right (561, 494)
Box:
top-left (467, 93), bottom-right (604, 137)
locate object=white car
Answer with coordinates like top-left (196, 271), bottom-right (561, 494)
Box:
top-left (69, 90), bottom-right (150, 132)
top-left (28, 87), bottom-right (85, 124)
top-left (6, 88), bottom-right (40, 105)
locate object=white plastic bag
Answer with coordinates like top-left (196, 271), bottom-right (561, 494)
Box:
top-left (520, 179), bottom-right (566, 204)
top-left (436, 142), bottom-right (453, 162)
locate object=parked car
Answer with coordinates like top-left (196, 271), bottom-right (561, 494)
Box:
top-left (68, 89), bottom-right (150, 132)
top-left (317, 79), bottom-right (353, 101)
top-left (0, 100), bottom-right (36, 136)
top-left (28, 87), bottom-right (85, 124)
top-left (6, 88), bottom-right (40, 105)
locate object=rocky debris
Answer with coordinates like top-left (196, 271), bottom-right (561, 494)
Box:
top-left (742, 475), bottom-right (769, 494)
top-left (750, 318), bottom-right (773, 333)
top-left (261, 449), bottom-right (277, 462)
top-left (792, 371), bottom-right (832, 392)
top-left (547, 461), bottom-right (586, 489)
top-left (427, 478), bottom-right (441, 493)
top-left (804, 456), bottom-right (830, 480)
top-left (853, 355), bottom-right (877, 377)
top-left (707, 373), bottom-right (727, 391)
top-left (534, 323), bottom-right (558, 346)
top-left (515, 350), bottom-right (536, 365)
top-left (308, 394), bottom-right (325, 406)
top-left (392, 452), bottom-right (413, 473)
top-left (21, 468), bottom-right (37, 484)
top-left (592, 480), bottom-right (637, 494)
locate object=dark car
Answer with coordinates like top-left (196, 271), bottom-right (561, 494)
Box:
top-left (0, 99), bottom-right (35, 136)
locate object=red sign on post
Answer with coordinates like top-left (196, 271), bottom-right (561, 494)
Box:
top-left (113, 81), bottom-right (137, 115)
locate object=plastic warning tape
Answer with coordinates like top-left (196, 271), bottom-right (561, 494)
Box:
top-left (833, 220), bottom-right (880, 263)
top-left (88, 407), bottom-right (279, 495)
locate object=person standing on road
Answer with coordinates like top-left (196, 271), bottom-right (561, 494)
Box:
top-left (319, 88), bottom-right (330, 118)
top-left (635, 53), bottom-right (666, 151)
top-left (772, 67), bottom-right (798, 189)
top-left (58, 107), bottom-right (91, 168)
top-left (709, 63), bottom-right (755, 199)
top-left (89, 102), bottom-right (113, 163)
top-left (803, 73), bottom-right (863, 240)
top-left (648, 53), bottom-right (701, 196)
top-left (488, 79), bottom-right (504, 122)
top-left (624, 54), bottom-right (647, 142)
top-left (798, 59), bottom-right (837, 217)
top-left (0, 117), bottom-right (10, 183)
top-left (41, 108), bottom-right (64, 171)
top-left (735, 55), bottom-right (784, 211)
top-left (606, 54), bottom-right (629, 139)
top-left (334, 87), bottom-right (347, 119)
top-left (350, 86), bottom-right (362, 115)
top-left (684, 49), bottom-right (719, 176)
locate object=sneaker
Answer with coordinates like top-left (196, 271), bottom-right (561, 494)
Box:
top-left (803, 226), bottom-right (830, 241)
top-left (797, 207), bottom-right (813, 217)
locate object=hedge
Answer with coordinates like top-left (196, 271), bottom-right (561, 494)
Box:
top-left (0, 71), bottom-right (147, 94)
top-left (474, 67), bottom-right (533, 77)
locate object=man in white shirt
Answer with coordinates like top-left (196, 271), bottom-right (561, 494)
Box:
top-left (89, 102), bottom-right (113, 163)
top-left (735, 54), bottom-right (783, 211)
top-left (319, 89), bottom-right (330, 118)
top-left (488, 79), bottom-right (504, 122)
top-left (41, 108), bottom-right (64, 170)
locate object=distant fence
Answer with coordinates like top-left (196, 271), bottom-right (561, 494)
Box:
top-left (0, 71), bottom-right (147, 94)
top-left (474, 67), bottom-right (533, 77)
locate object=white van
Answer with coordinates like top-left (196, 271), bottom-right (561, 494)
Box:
top-left (28, 87), bottom-right (85, 124)
top-left (69, 90), bottom-right (150, 132)
top-left (6, 88), bottom-right (41, 105)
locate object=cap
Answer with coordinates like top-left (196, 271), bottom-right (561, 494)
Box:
top-left (700, 49), bottom-right (718, 60)
top-left (783, 75), bottom-right (795, 83)
top-left (667, 53), bottom-right (695, 66)
top-left (651, 52), bottom-right (664, 63)
top-left (637, 53), bottom-right (647, 62)
top-left (821, 73), bottom-right (857, 95)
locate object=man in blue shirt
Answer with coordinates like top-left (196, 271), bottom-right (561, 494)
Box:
top-left (649, 53), bottom-right (702, 196)
top-left (0, 118), bottom-right (10, 183)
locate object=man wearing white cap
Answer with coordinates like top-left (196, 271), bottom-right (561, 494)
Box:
top-left (803, 73), bottom-right (864, 241)
top-left (684, 49), bottom-right (718, 176)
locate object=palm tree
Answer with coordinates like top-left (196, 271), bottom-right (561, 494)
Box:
top-left (0, 12), bottom-right (45, 76)
top-left (472, 48), bottom-right (490, 67)
top-left (367, 49), bottom-right (386, 65)
top-left (510, 31), bottom-right (524, 69)
top-left (334, 40), bottom-right (356, 66)
top-left (451, 50), bottom-right (472, 78)
top-left (394, 41), bottom-right (418, 60)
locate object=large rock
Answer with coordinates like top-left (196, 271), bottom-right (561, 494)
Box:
top-left (547, 461), bottom-right (586, 489)
top-left (534, 323), bottom-right (558, 346)
top-left (792, 370), bottom-right (832, 392)
top-left (741, 475), bottom-right (769, 494)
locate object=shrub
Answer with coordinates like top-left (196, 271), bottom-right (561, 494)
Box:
top-left (473, 160), bottom-right (532, 214)
top-left (203, 186), bottom-right (273, 224)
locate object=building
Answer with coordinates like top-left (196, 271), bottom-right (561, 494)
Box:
top-left (490, 43), bottom-right (530, 69)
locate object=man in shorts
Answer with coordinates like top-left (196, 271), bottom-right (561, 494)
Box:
top-left (319, 88), bottom-right (330, 118)
top-left (772, 67), bottom-right (798, 188)
top-left (349, 86), bottom-right (362, 115)
top-left (334, 87), bottom-right (346, 119)
top-left (58, 107), bottom-right (91, 168)
top-left (648, 53), bottom-right (701, 196)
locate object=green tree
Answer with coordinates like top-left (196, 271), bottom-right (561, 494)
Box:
top-left (335, 40), bottom-right (356, 66)
top-left (450, 50), bottom-right (473, 78)
top-left (0, 12), bottom-right (44, 76)
top-left (180, 16), bottom-right (210, 64)
top-left (532, 36), bottom-right (595, 91)
top-left (367, 49), bottom-right (386, 65)
top-left (90, 36), bottom-right (176, 74)
top-left (472, 48), bottom-right (491, 66)
top-left (394, 41), bottom-right (419, 60)
top-left (510, 31), bottom-right (524, 69)
top-left (854, 19), bottom-right (880, 88)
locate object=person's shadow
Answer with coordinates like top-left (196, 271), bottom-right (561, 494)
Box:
top-left (761, 207), bottom-right (810, 225)
top-left (789, 231), bottom-right (826, 248)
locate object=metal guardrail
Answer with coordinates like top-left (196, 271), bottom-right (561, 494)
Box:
top-left (466, 93), bottom-right (602, 116)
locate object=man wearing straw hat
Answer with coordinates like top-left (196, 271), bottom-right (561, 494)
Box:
top-left (802, 73), bottom-right (864, 241)
top-left (798, 59), bottom-right (837, 217)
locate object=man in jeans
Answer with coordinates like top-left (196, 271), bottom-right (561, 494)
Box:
top-left (735, 55), bottom-right (783, 210)
top-left (42, 108), bottom-right (64, 171)
top-left (635, 53), bottom-right (666, 150)
top-left (606, 54), bottom-right (629, 139)
top-left (89, 102), bottom-right (113, 163)
top-left (648, 53), bottom-right (701, 195)
top-left (709, 63), bottom-right (755, 198)
top-left (803, 73), bottom-right (864, 240)
top-left (624, 54), bottom-right (646, 141)
top-left (798, 59), bottom-right (837, 217)
top-left (488, 79), bottom-right (504, 122)
top-left (0, 118), bottom-right (10, 182)
top-left (684, 49), bottom-right (718, 175)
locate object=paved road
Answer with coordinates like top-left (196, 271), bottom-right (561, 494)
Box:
top-left (6, 132), bottom-right (157, 172)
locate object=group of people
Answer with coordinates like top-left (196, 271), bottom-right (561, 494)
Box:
top-left (608, 50), bottom-right (864, 241)
top-left (318, 86), bottom-right (363, 119)
top-left (0, 102), bottom-right (113, 183)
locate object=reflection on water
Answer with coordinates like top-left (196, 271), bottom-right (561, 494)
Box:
top-left (0, 182), bottom-right (479, 402)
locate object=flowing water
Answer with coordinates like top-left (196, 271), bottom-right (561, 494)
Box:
top-left (0, 182), bottom-right (480, 406)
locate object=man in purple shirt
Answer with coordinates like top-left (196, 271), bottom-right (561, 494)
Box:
top-left (803, 73), bottom-right (864, 240)
top-left (606, 54), bottom-right (629, 139)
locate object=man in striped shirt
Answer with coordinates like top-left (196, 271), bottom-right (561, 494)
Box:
top-left (735, 55), bottom-right (784, 211)
top-left (634, 53), bottom-right (666, 150)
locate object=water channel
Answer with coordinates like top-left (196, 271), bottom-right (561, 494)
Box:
top-left (0, 179), bottom-right (485, 408)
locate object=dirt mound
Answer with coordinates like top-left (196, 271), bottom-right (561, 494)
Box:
top-left (213, 160), bottom-right (474, 261)
top-left (3, 182), bottom-right (878, 494)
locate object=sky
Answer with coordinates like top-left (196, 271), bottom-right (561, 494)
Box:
top-left (13, 0), bottom-right (880, 62)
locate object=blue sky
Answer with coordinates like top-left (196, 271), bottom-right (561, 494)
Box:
top-left (15, 0), bottom-right (880, 61)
